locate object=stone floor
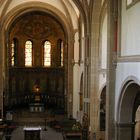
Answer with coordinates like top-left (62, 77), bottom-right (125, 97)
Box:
top-left (2, 126), bottom-right (63, 140)
top-left (1, 107), bottom-right (66, 140)
top-left (12, 108), bottom-right (65, 125)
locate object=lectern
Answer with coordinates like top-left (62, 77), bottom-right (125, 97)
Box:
top-left (24, 127), bottom-right (41, 140)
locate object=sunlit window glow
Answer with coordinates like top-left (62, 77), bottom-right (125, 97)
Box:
top-left (61, 41), bottom-right (63, 66)
top-left (25, 40), bottom-right (32, 66)
top-left (44, 41), bottom-right (51, 66)
top-left (11, 40), bottom-right (15, 66)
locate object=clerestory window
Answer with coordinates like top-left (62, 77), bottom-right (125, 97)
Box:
top-left (25, 40), bottom-right (32, 66)
top-left (60, 41), bottom-right (64, 67)
top-left (44, 41), bottom-right (51, 67)
top-left (11, 38), bottom-right (18, 66)
top-left (11, 40), bottom-right (15, 66)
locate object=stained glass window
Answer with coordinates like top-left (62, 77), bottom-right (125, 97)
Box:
top-left (25, 40), bottom-right (32, 66)
top-left (44, 41), bottom-right (51, 66)
top-left (11, 40), bottom-right (15, 66)
top-left (11, 38), bottom-right (18, 66)
top-left (61, 41), bottom-right (63, 66)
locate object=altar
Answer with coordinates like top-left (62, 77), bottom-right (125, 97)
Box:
top-left (29, 103), bottom-right (45, 112)
top-left (29, 83), bottom-right (45, 112)
top-left (24, 127), bottom-right (41, 140)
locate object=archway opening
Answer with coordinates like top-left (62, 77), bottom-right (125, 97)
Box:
top-left (133, 91), bottom-right (140, 140)
top-left (118, 81), bottom-right (140, 140)
top-left (100, 86), bottom-right (106, 132)
top-left (135, 106), bottom-right (140, 140)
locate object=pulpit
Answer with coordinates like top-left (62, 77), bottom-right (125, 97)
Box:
top-left (24, 127), bottom-right (41, 140)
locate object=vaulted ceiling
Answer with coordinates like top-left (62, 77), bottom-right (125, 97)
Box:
top-left (0, 0), bottom-right (94, 21)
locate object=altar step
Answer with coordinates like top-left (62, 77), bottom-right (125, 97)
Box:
top-left (13, 118), bottom-right (46, 126)
top-left (12, 108), bottom-right (65, 126)
top-left (14, 112), bottom-right (48, 118)
top-left (2, 126), bottom-right (64, 140)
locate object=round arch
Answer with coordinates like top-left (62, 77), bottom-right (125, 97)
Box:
top-left (0, 1), bottom-right (74, 116)
top-left (116, 77), bottom-right (140, 140)
top-left (100, 85), bottom-right (106, 133)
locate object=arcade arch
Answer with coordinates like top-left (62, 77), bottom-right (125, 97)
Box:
top-left (117, 79), bottom-right (140, 140)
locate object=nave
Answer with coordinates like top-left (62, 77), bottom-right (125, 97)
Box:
top-left (2, 126), bottom-right (63, 140)
top-left (1, 107), bottom-right (65, 140)
top-left (1, 107), bottom-right (83, 140)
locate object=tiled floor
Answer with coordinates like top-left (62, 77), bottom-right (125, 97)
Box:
top-left (2, 126), bottom-right (63, 140)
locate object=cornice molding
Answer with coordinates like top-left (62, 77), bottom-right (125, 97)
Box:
top-left (117, 55), bottom-right (140, 63)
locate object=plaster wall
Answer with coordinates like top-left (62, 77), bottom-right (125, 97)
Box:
top-left (99, 74), bottom-right (106, 92)
top-left (115, 62), bottom-right (140, 120)
top-left (121, 1), bottom-right (140, 56)
top-left (101, 14), bottom-right (107, 69)
top-left (99, 12), bottom-right (107, 95)
top-left (115, 0), bottom-right (140, 120)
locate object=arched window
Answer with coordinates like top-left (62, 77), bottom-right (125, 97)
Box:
top-left (44, 41), bottom-right (51, 67)
top-left (11, 40), bottom-right (15, 66)
top-left (11, 38), bottom-right (18, 66)
top-left (100, 86), bottom-right (106, 131)
top-left (57, 39), bottom-right (64, 67)
top-left (25, 40), bottom-right (32, 66)
top-left (60, 41), bottom-right (64, 66)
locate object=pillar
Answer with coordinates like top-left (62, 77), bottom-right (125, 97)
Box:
top-left (106, 0), bottom-right (117, 139)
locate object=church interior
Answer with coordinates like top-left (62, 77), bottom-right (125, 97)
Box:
top-left (0, 0), bottom-right (140, 140)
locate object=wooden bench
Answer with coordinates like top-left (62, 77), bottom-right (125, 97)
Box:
top-left (61, 118), bottom-right (82, 140)
top-left (63, 131), bottom-right (82, 140)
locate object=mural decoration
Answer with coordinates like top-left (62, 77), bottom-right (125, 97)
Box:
top-left (24, 21), bottom-right (52, 39)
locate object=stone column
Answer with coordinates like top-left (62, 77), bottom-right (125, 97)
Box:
top-left (0, 41), bottom-right (3, 118)
top-left (116, 122), bottom-right (135, 140)
top-left (0, 68), bottom-right (3, 118)
top-left (106, 0), bottom-right (117, 139)
top-left (90, 0), bottom-right (102, 138)
top-left (67, 36), bottom-right (74, 117)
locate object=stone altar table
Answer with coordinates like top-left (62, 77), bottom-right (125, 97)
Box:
top-left (29, 103), bottom-right (45, 112)
top-left (24, 127), bottom-right (41, 140)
